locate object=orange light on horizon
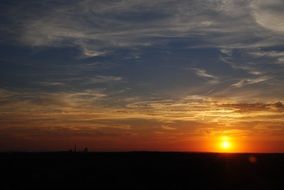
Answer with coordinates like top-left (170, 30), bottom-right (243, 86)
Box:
top-left (217, 136), bottom-right (234, 152)
top-left (221, 141), bottom-right (231, 149)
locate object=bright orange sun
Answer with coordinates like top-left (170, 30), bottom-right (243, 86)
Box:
top-left (218, 136), bottom-right (233, 152)
top-left (221, 141), bottom-right (231, 149)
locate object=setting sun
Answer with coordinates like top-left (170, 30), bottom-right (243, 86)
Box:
top-left (221, 141), bottom-right (231, 149)
top-left (218, 136), bottom-right (234, 152)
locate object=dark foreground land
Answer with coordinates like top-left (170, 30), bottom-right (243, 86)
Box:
top-left (0, 152), bottom-right (284, 190)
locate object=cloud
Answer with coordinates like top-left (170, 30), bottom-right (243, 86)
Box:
top-left (251, 0), bottom-right (284, 33)
top-left (220, 102), bottom-right (284, 113)
top-left (161, 125), bottom-right (176, 130)
top-left (0, 88), bottom-right (107, 112)
top-left (232, 77), bottom-right (269, 88)
top-left (248, 50), bottom-right (284, 58)
top-left (34, 75), bottom-right (123, 90)
top-left (246, 49), bottom-right (284, 64)
top-left (192, 68), bottom-right (218, 79)
top-left (0, 88), bottom-right (14, 99)
top-left (1, 87), bottom-right (284, 150)
top-left (0, 0), bottom-right (281, 51)
top-left (81, 48), bottom-right (108, 58)
top-left (38, 82), bottom-right (66, 87)
top-left (87, 75), bottom-right (123, 84)
top-left (220, 52), bottom-right (263, 76)
top-left (191, 68), bottom-right (219, 84)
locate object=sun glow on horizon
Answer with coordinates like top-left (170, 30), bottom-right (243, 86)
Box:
top-left (217, 136), bottom-right (234, 152)
top-left (221, 141), bottom-right (231, 149)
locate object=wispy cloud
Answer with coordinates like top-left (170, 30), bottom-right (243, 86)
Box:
top-left (161, 125), bottom-right (176, 130)
top-left (1, 86), bottom-right (284, 151)
top-left (87, 75), bottom-right (123, 84)
top-left (248, 50), bottom-right (284, 58)
top-left (232, 77), bottom-right (270, 88)
top-left (191, 68), bottom-right (219, 84)
top-left (37, 82), bottom-right (66, 87)
top-left (192, 68), bottom-right (217, 79)
top-left (80, 48), bottom-right (108, 58)
top-left (1, 0), bottom-right (282, 51)
top-left (251, 0), bottom-right (284, 33)
top-left (246, 49), bottom-right (284, 64)
top-left (220, 102), bottom-right (284, 113)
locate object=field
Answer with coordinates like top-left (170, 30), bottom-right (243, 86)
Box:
top-left (1, 152), bottom-right (283, 189)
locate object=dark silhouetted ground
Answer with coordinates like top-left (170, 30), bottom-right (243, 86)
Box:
top-left (0, 152), bottom-right (283, 189)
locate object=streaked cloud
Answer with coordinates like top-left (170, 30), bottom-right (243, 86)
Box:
top-left (0, 0), bottom-right (281, 51)
top-left (251, 0), bottom-right (284, 33)
top-left (87, 75), bottom-right (123, 84)
top-left (81, 48), bottom-right (108, 58)
top-left (220, 102), bottom-right (284, 113)
top-left (192, 68), bottom-right (219, 84)
top-left (232, 76), bottom-right (270, 88)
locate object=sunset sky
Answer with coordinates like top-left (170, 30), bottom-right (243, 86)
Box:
top-left (0, 0), bottom-right (284, 152)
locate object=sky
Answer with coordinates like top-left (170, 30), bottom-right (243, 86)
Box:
top-left (0, 0), bottom-right (284, 152)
